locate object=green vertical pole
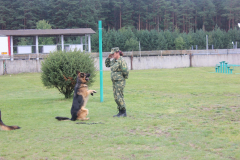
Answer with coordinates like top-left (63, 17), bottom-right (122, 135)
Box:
top-left (220, 62), bottom-right (223, 73)
top-left (225, 62), bottom-right (228, 74)
top-left (99, 20), bottom-right (103, 102)
top-left (222, 61), bottom-right (225, 73)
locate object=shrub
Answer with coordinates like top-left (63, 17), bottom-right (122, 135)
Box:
top-left (41, 49), bottom-right (97, 98)
top-left (174, 36), bottom-right (185, 50)
top-left (124, 37), bottom-right (139, 51)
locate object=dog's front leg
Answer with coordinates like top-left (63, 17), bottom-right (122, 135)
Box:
top-left (87, 90), bottom-right (97, 96)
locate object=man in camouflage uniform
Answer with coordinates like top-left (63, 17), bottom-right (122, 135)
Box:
top-left (105, 47), bottom-right (129, 117)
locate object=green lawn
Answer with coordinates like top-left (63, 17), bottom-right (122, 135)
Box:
top-left (0, 67), bottom-right (240, 160)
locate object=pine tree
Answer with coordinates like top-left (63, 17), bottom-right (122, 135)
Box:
top-left (100, 0), bottom-right (115, 30)
top-left (191, 29), bottom-right (207, 49)
top-left (79, 0), bottom-right (100, 30)
top-left (212, 0), bottom-right (226, 30)
top-left (36, 20), bottom-right (54, 45)
top-left (122, 0), bottom-right (134, 27)
top-left (112, 0), bottom-right (123, 29)
top-left (163, 0), bottom-right (174, 31)
top-left (197, 0), bottom-right (216, 31)
top-left (175, 36), bottom-right (185, 50)
top-left (211, 27), bottom-right (227, 49)
top-left (132, 0), bottom-right (146, 30)
top-left (157, 31), bottom-right (168, 50)
top-left (142, 29), bottom-right (152, 51)
top-left (177, 0), bottom-right (196, 33)
top-left (149, 30), bottom-right (160, 50)
top-left (223, 0), bottom-right (240, 30)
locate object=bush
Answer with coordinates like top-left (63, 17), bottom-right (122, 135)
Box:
top-left (124, 37), bottom-right (139, 51)
top-left (41, 49), bottom-right (97, 98)
top-left (174, 36), bottom-right (185, 50)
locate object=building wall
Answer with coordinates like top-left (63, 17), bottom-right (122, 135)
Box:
top-left (2, 52), bottom-right (240, 75)
top-left (0, 61), bottom-right (3, 75)
top-left (5, 60), bottom-right (41, 74)
top-left (132, 55), bottom-right (189, 70)
top-left (192, 54), bottom-right (240, 67)
top-left (0, 36), bottom-right (8, 55)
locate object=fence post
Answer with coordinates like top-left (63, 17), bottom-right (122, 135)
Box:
top-left (206, 35), bottom-right (208, 54)
top-left (189, 53), bottom-right (192, 67)
top-left (131, 50), bottom-right (133, 70)
top-left (10, 36), bottom-right (13, 61)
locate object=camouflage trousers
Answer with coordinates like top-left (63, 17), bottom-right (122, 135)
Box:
top-left (112, 80), bottom-right (126, 110)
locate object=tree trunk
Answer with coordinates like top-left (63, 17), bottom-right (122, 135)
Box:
top-left (164, 9), bottom-right (166, 30)
top-left (195, 10), bottom-right (197, 31)
top-left (146, 6), bottom-right (148, 30)
top-left (139, 14), bottom-right (140, 30)
top-left (24, 10), bottom-right (26, 29)
top-left (228, 19), bottom-right (230, 30)
top-left (202, 8), bottom-right (205, 31)
top-left (146, 19), bottom-right (148, 30)
top-left (120, 5), bottom-right (121, 29)
top-left (183, 15), bottom-right (185, 32)
top-left (216, 16), bottom-right (218, 25)
top-left (172, 12), bottom-right (174, 31)
top-left (229, 10), bottom-right (231, 30)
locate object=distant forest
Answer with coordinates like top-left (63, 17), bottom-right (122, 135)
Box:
top-left (0, 0), bottom-right (240, 32)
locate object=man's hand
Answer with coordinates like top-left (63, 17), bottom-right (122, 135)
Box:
top-left (108, 54), bottom-right (113, 58)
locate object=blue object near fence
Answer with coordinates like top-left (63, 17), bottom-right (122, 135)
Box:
top-left (215, 61), bottom-right (240, 74)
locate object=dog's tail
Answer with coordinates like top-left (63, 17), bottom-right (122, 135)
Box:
top-left (0, 110), bottom-right (21, 131)
top-left (0, 110), bottom-right (3, 124)
top-left (55, 117), bottom-right (71, 121)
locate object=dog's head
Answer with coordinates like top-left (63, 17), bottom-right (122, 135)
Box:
top-left (76, 71), bottom-right (91, 84)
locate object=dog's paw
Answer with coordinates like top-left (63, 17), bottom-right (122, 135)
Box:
top-left (91, 90), bottom-right (97, 96)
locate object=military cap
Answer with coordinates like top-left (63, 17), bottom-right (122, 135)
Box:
top-left (110, 47), bottom-right (119, 54)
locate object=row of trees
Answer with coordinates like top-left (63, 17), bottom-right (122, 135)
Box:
top-left (0, 0), bottom-right (240, 32)
top-left (91, 27), bottom-right (240, 52)
top-left (12, 20), bottom-right (240, 52)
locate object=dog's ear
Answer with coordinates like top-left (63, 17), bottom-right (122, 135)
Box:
top-left (76, 71), bottom-right (80, 74)
top-left (80, 73), bottom-right (85, 77)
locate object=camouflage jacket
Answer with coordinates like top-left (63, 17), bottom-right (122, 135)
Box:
top-left (105, 56), bottom-right (129, 81)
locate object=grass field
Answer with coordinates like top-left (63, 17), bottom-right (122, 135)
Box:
top-left (0, 67), bottom-right (240, 160)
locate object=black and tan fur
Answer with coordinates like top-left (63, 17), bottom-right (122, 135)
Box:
top-left (0, 110), bottom-right (20, 131)
top-left (56, 71), bottom-right (96, 121)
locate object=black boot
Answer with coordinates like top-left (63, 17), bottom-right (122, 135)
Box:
top-left (119, 109), bottom-right (127, 117)
top-left (113, 109), bottom-right (127, 117)
top-left (113, 109), bottom-right (121, 117)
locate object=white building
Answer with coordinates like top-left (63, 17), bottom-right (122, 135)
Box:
top-left (0, 28), bottom-right (95, 60)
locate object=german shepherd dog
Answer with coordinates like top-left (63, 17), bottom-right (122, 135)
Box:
top-left (0, 110), bottom-right (20, 131)
top-left (55, 71), bottom-right (97, 121)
